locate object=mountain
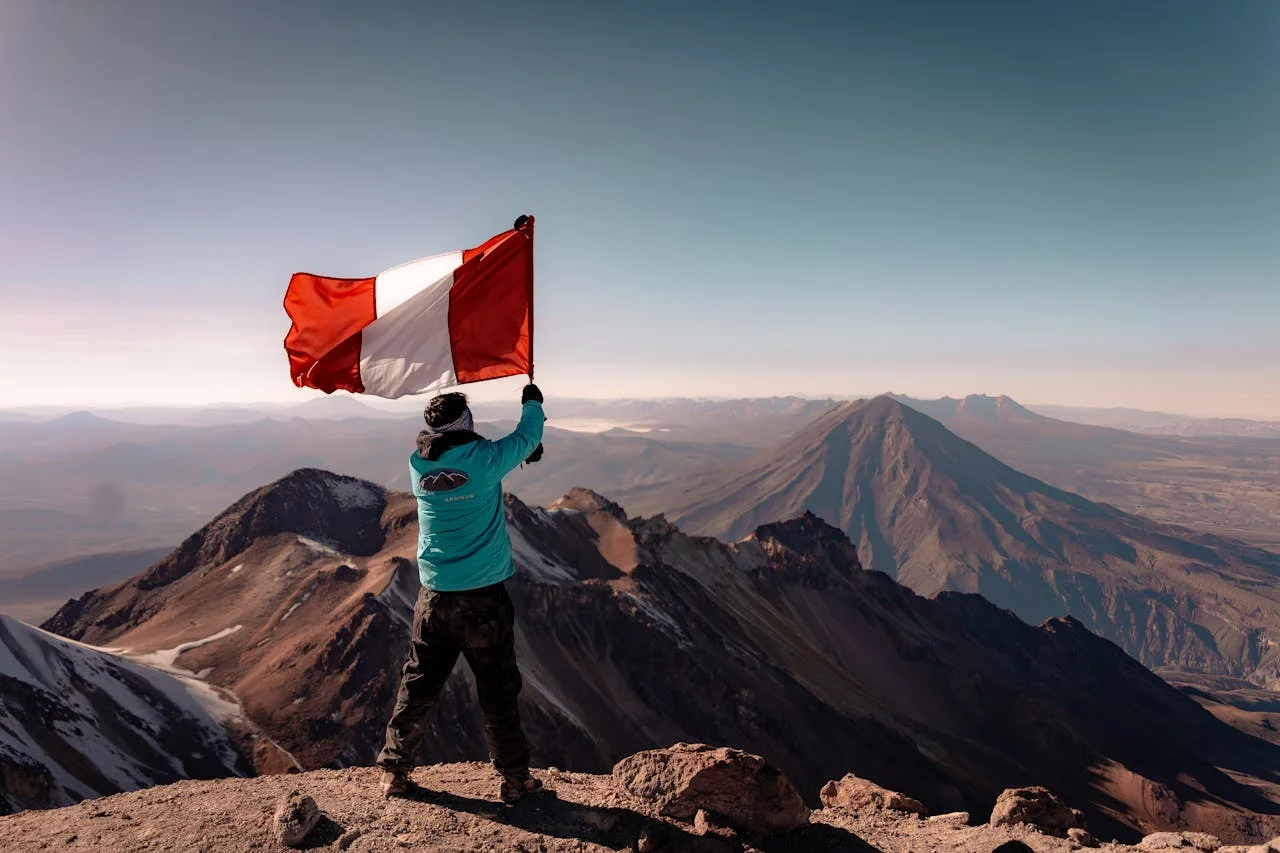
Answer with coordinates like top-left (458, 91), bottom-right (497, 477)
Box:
top-left (1034, 404), bottom-right (1280, 439)
top-left (35, 470), bottom-right (1280, 841)
top-left (891, 394), bottom-right (1051, 427)
top-left (627, 396), bottom-right (1280, 688)
top-left (891, 394), bottom-right (1280, 550)
top-left (0, 615), bottom-right (249, 814)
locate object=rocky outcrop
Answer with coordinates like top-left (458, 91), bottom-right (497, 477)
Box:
top-left (612, 744), bottom-right (810, 835)
top-left (0, 756), bottom-right (52, 816)
top-left (990, 787), bottom-right (1086, 838)
top-left (820, 774), bottom-right (926, 815)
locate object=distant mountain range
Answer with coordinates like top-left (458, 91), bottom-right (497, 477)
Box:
top-left (31, 469), bottom-right (1280, 841)
top-left (888, 394), bottom-right (1280, 549)
top-left (1034, 404), bottom-right (1280, 438)
top-left (627, 396), bottom-right (1280, 688)
top-left (4, 392), bottom-right (1277, 607)
top-left (0, 395), bottom-right (839, 430)
top-left (0, 415), bottom-right (753, 577)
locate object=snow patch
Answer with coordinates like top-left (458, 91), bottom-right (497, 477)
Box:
top-left (135, 625), bottom-right (243, 669)
top-left (324, 476), bottom-right (383, 510)
top-left (623, 592), bottom-right (690, 647)
top-left (509, 527), bottom-right (575, 583)
top-left (229, 563), bottom-right (243, 575)
top-left (281, 582), bottom-right (319, 622)
top-left (297, 535), bottom-right (344, 557)
top-left (0, 616), bottom-right (245, 806)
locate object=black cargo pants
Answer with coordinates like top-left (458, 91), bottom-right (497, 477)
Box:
top-left (376, 581), bottom-right (530, 776)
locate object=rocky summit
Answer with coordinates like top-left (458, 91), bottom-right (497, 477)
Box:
top-left (3, 746), bottom-right (1279, 853)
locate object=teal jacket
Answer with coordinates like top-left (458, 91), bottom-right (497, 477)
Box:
top-left (409, 401), bottom-right (545, 591)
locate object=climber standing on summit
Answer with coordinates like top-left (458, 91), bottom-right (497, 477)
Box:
top-left (377, 382), bottom-right (546, 803)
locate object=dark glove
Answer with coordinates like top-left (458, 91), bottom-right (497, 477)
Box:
top-left (525, 443), bottom-right (544, 464)
top-left (521, 383), bottom-right (543, 404)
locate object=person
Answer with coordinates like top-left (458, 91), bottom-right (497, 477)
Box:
top-left (376, 383), bottom-right (546, 803)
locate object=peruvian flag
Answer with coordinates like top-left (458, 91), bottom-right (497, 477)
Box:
top-left (284, 216), bottom-right (534, 398)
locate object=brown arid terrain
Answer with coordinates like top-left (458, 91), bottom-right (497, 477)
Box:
top-left (3, 751), bottom-right (1279, 853)
top-left (626, 396), bottom-right (1280, 689)
top-left (892, 395), bottom-right (1280, 551)
top-left (22, 470), bottom-right (1280, 842)
top-left (1159, 672), bottom-right (1280, 747)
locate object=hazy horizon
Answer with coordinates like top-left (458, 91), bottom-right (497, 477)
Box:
top-left (4, 388), bottom-right (1280, 425)
top-left (3, 1), bottom-right (1277, 418)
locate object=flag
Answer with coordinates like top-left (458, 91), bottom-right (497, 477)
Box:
top-left (284, 217), bottom-right (534, 398)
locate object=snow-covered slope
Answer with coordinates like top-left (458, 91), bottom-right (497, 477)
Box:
top-left (0, 615), bottom-right (246, 813)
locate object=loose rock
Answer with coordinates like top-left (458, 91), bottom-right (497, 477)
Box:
top-left (613, 743), bottom-right (809, 835)
top-left (335, 828), bottom-right (363, 850)
top-left (637, 819), bottom-right (668, 852)
top-left (272, 789), bottom-right (322, 848)
top-left (1069, 827), bottom-right (1099, 848)
top-left (819, 773), bottom-right (927, 816)
top-left (928, 811), bottom-right (971, 825)
top-left (990, 786), bottom-right (1085, 838)
top-left (580, 809), bottom-right (620, 833)
top-left (1139, 831), bottom-right (1223, 851)
top-left (694, 808), bottom-right (740, 843)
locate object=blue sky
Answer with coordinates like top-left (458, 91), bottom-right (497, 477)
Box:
top-left (2, 0), bottom-right (1277, 415)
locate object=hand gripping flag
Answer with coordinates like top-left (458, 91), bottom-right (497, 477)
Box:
top-left (284, 216), bottom-right (534, 398)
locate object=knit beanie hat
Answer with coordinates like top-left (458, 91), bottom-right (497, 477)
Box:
top-left (423, 392), bottom-right (474, 434)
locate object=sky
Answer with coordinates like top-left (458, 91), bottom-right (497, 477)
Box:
top-left (1, 0), bottom-right (1277, 417)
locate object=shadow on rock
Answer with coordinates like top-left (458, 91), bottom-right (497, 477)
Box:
top-left (757, 823), bottom-right (883, 852)
top-left (401, 786), bottom-right (881, 852)
top-left (297, 815), bottom-right (346, 849)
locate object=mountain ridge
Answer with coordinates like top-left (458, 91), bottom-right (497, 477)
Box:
top-left (626, 395), bottom-right (1280, 687)
top-left (31, 468), bottom-right (1280, 841)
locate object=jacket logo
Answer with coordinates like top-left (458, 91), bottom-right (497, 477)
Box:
top-left (419, 468), bottom-right (470, 493)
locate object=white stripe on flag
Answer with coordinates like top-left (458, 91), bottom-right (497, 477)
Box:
top-left (373, 250), bottom-right (463, 319)
top-left (359, 269), bottom-right (458, 398)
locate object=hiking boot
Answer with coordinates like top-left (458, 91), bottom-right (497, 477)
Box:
top-left (380, 769), bottom-right (412, 798)
top-left (499, 773), bottom-right (543, 804)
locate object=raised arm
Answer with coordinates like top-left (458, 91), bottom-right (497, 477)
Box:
top-left (486, 385), bottom-right (546, 478)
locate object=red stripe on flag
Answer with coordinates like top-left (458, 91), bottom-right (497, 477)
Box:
top-left (449, 227), bottom-right (532, 384)
top-left (283, 274), bottom-right (376, 393)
